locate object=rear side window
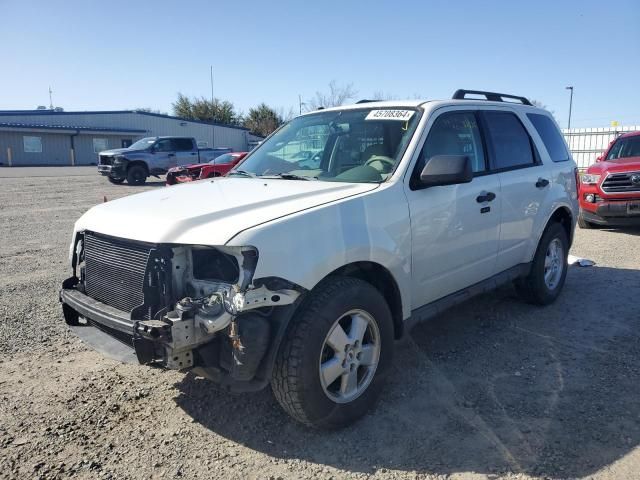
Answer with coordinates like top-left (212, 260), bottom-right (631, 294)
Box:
top-left (483, 111), bottom-right (534, 169)
top-left (527, 113), bottom-right (569, 162)
top-left (171, 138), bottom-right (194, 151)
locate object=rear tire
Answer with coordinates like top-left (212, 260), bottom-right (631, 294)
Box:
top-left (515, 222), bottom-right (569, 305)
top-left (126, 165), bottom-right (147, 185)
top-left (272, 276), bottom-right (394, 429)
top-left (107, 176), bottom-right (125, 184)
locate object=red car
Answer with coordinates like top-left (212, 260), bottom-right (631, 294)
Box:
top-left (579, 130), bottom-right (640, 228)
top-left (166, 152), bottom-right (248, 185)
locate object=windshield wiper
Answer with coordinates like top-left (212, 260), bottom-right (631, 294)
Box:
top-left (260, 173), bottom-right (314, 181)
top-left (228, 170), bottom-right (257, 178)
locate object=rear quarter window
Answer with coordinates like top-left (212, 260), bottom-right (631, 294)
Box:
top-left (527, 113), bottom-right (570, 162)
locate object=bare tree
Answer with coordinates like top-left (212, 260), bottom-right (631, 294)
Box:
top-left (371, 90), bottom-right (396, 101)
top-left (305, 81), bottom-right (358, 110)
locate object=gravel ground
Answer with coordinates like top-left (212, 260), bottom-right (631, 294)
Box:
top-left (1, 172), bottom-right (639, 480)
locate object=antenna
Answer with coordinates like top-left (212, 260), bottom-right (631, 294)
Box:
top-left (48, 86), bottom-right (54, 110)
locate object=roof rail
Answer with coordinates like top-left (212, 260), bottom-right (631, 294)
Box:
top-left (356, 99), bottom-right (377, 104)
top-left (452, 89), bottom-right (532, 106)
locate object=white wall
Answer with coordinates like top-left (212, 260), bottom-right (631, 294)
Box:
top-left (562, 125), bottom-right (640, 169)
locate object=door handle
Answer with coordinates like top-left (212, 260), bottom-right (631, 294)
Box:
top-left (476, 191), bottom-right (496, 203)
top-left (168, 153), bottom-right (175, 157)
top-left (536, 177), bottom-right (550, 188)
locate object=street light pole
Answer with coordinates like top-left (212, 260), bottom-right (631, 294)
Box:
top-left (210, 65), bottom-right (215, 149)
top-left (565, 86), bottom-right (574, 130)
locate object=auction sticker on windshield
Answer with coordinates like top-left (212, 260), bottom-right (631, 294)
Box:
top-left (365, 110), bottom-right (414, 121)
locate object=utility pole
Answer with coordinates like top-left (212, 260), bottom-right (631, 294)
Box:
top-left (210, 66), bottom-right (215, 149)
top-left (298, 94), bottom-right (305, 115)
top-left (565, 86), bottom-right (574, 130)
top-left (48, 86), bottom-right (54, 110)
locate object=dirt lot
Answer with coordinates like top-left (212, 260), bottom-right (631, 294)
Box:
top-left (1, 169), bottom-right (639, 480)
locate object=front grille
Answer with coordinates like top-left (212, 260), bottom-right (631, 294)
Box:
top-left (99, 155), bottom-right (113, 166)
top-left (84, 232), bottom-right (151, 314)
top-left (601, 171), bottom-right (640, 193)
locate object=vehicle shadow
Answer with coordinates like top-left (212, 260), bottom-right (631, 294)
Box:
top-left (598, 226), bottom-right (640, 236)
top-left (174, 265), bottom-right (640, 478)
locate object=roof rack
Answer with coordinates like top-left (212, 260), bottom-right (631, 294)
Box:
top-left (452, 89), bottom-right (532, 106)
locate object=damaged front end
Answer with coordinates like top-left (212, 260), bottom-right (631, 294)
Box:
top-left (60, 231), bottom-right (302, 391)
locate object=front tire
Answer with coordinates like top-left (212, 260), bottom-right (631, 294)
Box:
top-left (126, 165), bottom-right (147, 185)
top-left (515, 222), bottom-right (569, 305)
top-left (272, 277), bottom-right (394, 429)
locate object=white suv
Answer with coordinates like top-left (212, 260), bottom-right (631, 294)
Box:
top-left (61, 90), bottom-right (578, 428)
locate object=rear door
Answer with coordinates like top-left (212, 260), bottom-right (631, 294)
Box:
top-left (173, 138), bottom-right (198, 166)
top-left (406, 109), bottom-right (501, 306)
top-left (480, 109), bottom-right (549, 271)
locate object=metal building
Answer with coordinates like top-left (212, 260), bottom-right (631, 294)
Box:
top-left (0, 110), bottom-right (263, 166)
top-left (562, 125), bottom-right (640, 170)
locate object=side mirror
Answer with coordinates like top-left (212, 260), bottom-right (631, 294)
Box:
top-left (596, 155), bottom-right (602, 162)
top-left (419, 155), bottom-right (473, 187)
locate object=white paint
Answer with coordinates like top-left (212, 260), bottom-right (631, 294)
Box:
top-left (71, 99), bottom-right (579, 321)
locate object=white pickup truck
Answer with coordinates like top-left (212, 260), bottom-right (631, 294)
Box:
top-left (61, 90), bottom-right (578, 428)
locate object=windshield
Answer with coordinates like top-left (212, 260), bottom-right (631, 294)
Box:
top-left (209, 153), bottom-right (236, 164)
top-left (606, 136), bottom-right (640, 160)
top-left (128, 137), bottom-right (156, 150)
top-left (234, 108), bottom-right (421, 183)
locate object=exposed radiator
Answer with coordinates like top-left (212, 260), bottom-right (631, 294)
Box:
top-left (83, 232), bottom-right (151, 314)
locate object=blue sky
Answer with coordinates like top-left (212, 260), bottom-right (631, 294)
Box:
top-left (1, 0), bottom-right (638, 128)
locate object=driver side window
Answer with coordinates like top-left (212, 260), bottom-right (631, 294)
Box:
top-left (154, 139), bottom-right (173, 152)
top-left (414, 111), bottom-right (486, 183)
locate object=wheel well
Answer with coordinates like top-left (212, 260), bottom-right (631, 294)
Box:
top-left (549, 207), bottom-right (573, 245)
top-left (127, 161), bottom-right (148, 175)
top-left (329, 262), bottom-right (404, 339)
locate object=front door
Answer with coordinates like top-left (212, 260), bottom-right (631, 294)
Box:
top-left (405, 110), bottom-right (501, 307)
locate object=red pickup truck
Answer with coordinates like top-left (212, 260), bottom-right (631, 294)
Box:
top-left (579, 130), bottom-right (640, 228)
top-left (165, 152), bottom-right (248, 185)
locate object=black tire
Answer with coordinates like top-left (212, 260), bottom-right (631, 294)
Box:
top-left (515, 222), bottom-right (569, 305)
top-left (577, 214), bottom-right (594, 229)
top-left (126, 164), bottom-right (147, 185)
top-left (107, 176), bottom-right (125, 184)
top-left (272, 276), bottom-right (394, 429)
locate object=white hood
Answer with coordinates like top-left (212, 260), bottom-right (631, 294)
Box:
top-left (75, 178), bottom-right (378, 245)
